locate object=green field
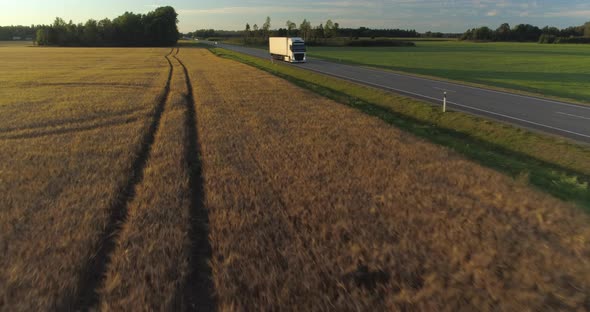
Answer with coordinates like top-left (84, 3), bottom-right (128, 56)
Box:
top-left (307, 41), bottom-right (590, 103)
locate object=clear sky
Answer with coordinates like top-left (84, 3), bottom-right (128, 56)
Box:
top-left (1, 0), bottom-right (589, 33)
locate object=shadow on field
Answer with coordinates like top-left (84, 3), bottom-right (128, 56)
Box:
top-left (0, 107), bottom-right (144, 135)
top-left (173, 50), bottom-right (216, 311)
top-left (29, 82), bottom-right (151, 89)
top-left (0, 115), bottom-right (142, 140)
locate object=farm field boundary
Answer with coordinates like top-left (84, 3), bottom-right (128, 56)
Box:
top-left (209, 47), bottom-right (590, 210)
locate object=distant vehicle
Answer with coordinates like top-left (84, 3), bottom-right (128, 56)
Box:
top-left (269, 37), bottom-right (306, 63)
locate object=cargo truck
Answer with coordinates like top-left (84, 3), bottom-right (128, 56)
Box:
top-left (269, 37), bottom-right (306, 63)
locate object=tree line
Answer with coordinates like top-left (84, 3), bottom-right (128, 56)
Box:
top-left (35, 6), bottom-right (179, 46)
top-left (0, 25), bottom-right (40, 40)
top-left (461, 21), bottom-right (590, 43)
top-left (185, 17), bottom-right (425, 44)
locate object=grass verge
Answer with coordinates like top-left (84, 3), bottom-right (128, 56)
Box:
top-left (209, 47), bottom-right (590, 210)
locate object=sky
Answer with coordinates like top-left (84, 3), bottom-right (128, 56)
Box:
top-left (1, 0), bottom-right (589, 33)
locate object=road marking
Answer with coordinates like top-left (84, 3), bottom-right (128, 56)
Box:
top-left (556, 111), bottom-right (590, 120)
top-left (433, 87), bottom-right (456, 93)
top-left (219, 45), bottom-right (590, 140)
top-left (310, 58), bottom-right (590, 111)
top-left (299, 66), bottom-right (590, 140)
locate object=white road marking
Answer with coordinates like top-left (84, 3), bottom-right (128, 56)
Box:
top-left (301, 66), bottom-right (590, 140)
top-left (556, 111), bottom-right (590, 120)
top-left (311, 58), bottom-right (590, 111)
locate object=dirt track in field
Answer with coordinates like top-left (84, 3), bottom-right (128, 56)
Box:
top-left (180, 48), bottom-right (590, 311)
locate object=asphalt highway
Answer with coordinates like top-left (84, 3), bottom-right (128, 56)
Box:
top-left (213, 42), bottom-right (590, 144)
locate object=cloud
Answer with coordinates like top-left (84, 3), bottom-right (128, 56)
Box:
top-left (544, 10), bottom-right (590, 17)
top-left (179, 6), bottom-right (353, 15)
top-left (176, 0), bottom-right (590, 32)
top-left (310, 1), bottom-right (379, 8)
top-left (486, 9), bottom-right (498, 16)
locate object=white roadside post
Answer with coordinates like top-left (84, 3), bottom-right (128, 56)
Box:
top-left (443, 91), bottom-right (447, 113)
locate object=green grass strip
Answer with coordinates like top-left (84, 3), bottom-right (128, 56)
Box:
top-left (209, 47), bottom-right (590, 211)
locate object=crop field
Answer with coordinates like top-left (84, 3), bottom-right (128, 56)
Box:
top-left (1, 43), bottom-right (590, 311)
top-left (308, 41), bottom-right (590, 103)
top-left (0, 44), bottom-right (176, 309)
top-left (180, 49), bottom-right (590, 310)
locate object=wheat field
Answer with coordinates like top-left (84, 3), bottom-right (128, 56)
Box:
top-left (0, 45), bottom-right (171, 309)
top-left (1, 44), bottom-right (589, 311)
top-left (180, 48), bottom-right (590, 311)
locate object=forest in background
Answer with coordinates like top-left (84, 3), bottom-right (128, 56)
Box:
top-left (0, 6), bottom-right (179, 46)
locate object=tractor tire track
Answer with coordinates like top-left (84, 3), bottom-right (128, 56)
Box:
top-left (172, 50), bottom-right (216, 311)
top-left (64, 48), bottom-right (176, 311)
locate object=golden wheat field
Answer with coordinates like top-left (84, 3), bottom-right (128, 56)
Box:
top-left (0, 45), bottom-right (172, 309)
top-left (1, 43), bottom-right (589, 311)
top-left (180, 49), bottom-right (590, 311)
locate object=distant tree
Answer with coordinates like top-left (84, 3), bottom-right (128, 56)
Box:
top-left (423, 31), bottom-right (444, 38)
top-left (474, 26), bottom-right (492, 40)
top-left (313, 23), bottom-right (325, 41)
top-left (584, 21), bottom-right (590, 37)
top-left (276, 28), bottom-right (288, 36)
top-left (35, 28), bottom-right (50, 45)
top-left (461, 23), bottom-right (542, 42)
top-left (36, 6), bottom-right (178, 46)
top-left (244, 23), bottom-right (251, 41)
top-left (460, 28), bottom-right (474, 40)
top-left (511, 24), bottom-right (541, 41)
top-left (262, 16), bottom-right (271, 39)
top-left (82, 19), bottom-right (99, 45)
top-left (324, 20), bottom-right (335, 38)
top-left (541, 25), bottom-right (560, 36)
top-left (143, 6), bottom-right (179, 46)
top-left (252, 24), bottom-right (259, 38)
top-left (98, 18), bottom-right (114, 42)
top-left (112, 11), bottom-right (144, 44)
top-left (0, 25), bottom-right (40, 41)
top-left (286, 20), bottom-right (296, 36)
top-left (299, 19), bottom-right (312, 41)
top-left (495, 23), bottom-right (511, 41)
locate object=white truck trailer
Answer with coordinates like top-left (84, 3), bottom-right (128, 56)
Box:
top-left (269, 37), bottom-right (306, 63)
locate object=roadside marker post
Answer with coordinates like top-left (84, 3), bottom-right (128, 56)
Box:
top-left (443, 91), bottom-right (447, 112)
